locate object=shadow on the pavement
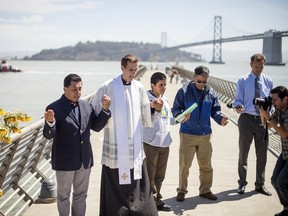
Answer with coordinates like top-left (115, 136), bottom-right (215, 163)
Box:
top-left (162, 189), bottom-right (257, 215)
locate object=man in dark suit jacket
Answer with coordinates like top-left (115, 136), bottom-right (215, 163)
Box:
top-left (43, 73), bottom-right (111, 216)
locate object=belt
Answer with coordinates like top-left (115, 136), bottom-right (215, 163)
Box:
top-left (243, 113), bottom-right (261, 119)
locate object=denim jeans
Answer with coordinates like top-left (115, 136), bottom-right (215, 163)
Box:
top-left (271, 154), bottom-right (288, 208)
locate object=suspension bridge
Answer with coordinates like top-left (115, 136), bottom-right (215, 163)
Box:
top-left (160, 16), bottom-right (288, 65)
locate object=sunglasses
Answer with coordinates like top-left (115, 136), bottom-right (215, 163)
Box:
top-left (196, 80), bottom-right (207, 84)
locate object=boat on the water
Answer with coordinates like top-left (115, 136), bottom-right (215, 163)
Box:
top-left (0, 60), bottom-right (22, 72)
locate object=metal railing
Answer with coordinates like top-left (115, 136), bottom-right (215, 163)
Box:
top-left (172, 65), bottom-right (281, 157)
top-left (0, 118), bottom-right (53, 216)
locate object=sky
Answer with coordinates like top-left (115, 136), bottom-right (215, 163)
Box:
top-left (0, 0), bottom-right (288, 62)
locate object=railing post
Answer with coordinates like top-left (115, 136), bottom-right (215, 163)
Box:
top-left (38, 179), bottom-right (56, 203)
top-left (0, 141), bottom-right (20, 189)
top-left (31, 139), bottom-right (52, 180)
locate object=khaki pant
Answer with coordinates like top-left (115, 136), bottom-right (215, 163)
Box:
top-left (144, 143), bottom-right (169, 206)
top-left (177, 133), bottom-right (213, 194)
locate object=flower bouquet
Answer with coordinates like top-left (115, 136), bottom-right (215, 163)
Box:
top-left (0, 108), bottom-right (32, 144)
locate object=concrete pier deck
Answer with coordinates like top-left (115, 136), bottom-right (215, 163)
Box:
top-left (25, 70), bottom-right (281, 216)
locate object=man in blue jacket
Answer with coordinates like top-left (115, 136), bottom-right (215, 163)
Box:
top-left (172, 65), bottom-right (228, 202)
top-left (43, 73), bottom-right (111, 216)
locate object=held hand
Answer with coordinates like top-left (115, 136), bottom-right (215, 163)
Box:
top-left (259, 106), bottom-right (270, 120)
top-left (151, 99), bottom-right (163, 112)
top-left (44, 109), bottom-right (55, 123)
top-left (259, 106), bottom-right (271, 129)
top-left (101, 94), bottom-right (111, 111)
top-left (221, 117), bottom-right (229, 126)
top-left (182, 112), bottom-right (191, 123)
top-left (235, 106), bottom-right (244, 113)
top-left (176, 112), bottom-right (190, 123)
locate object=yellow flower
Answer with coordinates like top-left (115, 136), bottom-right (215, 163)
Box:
top-left (12, 126), bottom-right (21, 133)
top-left (17, 116), bottom-right (32, 122)
top-left (5, 116), bottom-right (17, 123)
top-left (0, 127), bottom-right (9, 135)
top-left (14, 112), bottom-right (32, 122)
top-left (24, 117), bottom-right (32, 122)
top-left (0, 109), bottom-right (5, 115)
top-left (16, 116), bottom-right (25, 121)
top-left (0, 108), bottom-right (31, 144)
top-left (0, 134), bottom-right (12, 144)
top-left (4, 137), bottom-right (12, 144)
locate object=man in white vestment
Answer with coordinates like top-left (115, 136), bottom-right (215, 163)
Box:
top-left (92, 54), bottom-right (162, 216)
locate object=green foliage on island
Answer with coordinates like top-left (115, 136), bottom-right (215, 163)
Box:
top-left (23, 41), bottom-right (203, 62)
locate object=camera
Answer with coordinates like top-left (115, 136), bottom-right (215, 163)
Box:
top-left (252, 96), bottom-right (272, 110)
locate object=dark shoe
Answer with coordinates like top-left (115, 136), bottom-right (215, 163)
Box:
top-left (275, 210), bottom-right (288, 216)
top-left (176, 193), bottom-right (185, 202)
top-left (157, 203), bottom-right (172, 211)
top-left (255, 186), bottom-right (272, 196)
top-left (199, 192), bottom-right (217, 200)
top-left (237, 185), bottom-right (246, 194)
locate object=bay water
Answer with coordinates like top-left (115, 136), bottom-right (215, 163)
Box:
top-left (0, 60), bottom-right (287, 123)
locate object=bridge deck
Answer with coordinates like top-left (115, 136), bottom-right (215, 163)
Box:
top-left (25, 70), bottom-right (282, 216)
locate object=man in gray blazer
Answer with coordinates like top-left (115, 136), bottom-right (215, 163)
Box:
top-left (43, 73), bottom-right (111, 216)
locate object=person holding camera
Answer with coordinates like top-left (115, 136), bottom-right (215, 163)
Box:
top-left (259, 86), bottom-right (288, 216)
top-left (234, 54), bottom-right (273, 196)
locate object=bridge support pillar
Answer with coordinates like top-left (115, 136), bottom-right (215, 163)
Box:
top-left (263, 30), bottom-right (285, 65)
top-left (210, 16), bottom-right (225, 64)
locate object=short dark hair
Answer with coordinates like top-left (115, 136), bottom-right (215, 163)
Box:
top-left (194, 65), bottom-right (209, 77)
top-left (271, 86), bottom-right (288, 100)
top-left (150, 72), bottom-right (166, 85)
top-left (250, 54), bottom-right (266, 63)
top-left (64, 74), bottom-right (82, 87)
top-left (121, 54), bottom-right (138, 68)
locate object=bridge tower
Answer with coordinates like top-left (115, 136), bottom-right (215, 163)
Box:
top-left (161, 32), bottom-right (167, 47)
top-left (210, 16), bottom-right (224, 64)
top-left (263, 30), bottom-right (285, 65)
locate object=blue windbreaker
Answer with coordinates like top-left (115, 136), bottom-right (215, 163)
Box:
top-left (172, 82), bottom-right (223, 135)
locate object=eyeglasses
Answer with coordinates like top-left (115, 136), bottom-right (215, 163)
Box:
top-left (196, 80), bottom-right (207, 84)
